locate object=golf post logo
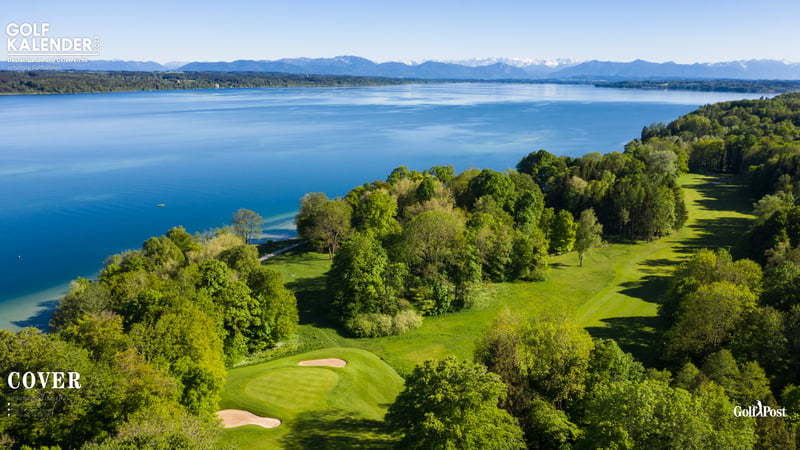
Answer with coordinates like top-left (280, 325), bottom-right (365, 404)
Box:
top-left (733, 400), bottom-right (786, 418)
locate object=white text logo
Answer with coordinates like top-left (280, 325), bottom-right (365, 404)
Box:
top-left (733, 400), bottom-right (786, 418)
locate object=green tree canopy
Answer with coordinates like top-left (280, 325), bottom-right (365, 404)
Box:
top-left (466, 169), bottom-right (516, 212)
top-left (549, 210), bottom-right (576, 255)
top-left (666, 281), bottom-right (758, 362)
top-left (476, 309), bottom-right (594, 407)
top-left (295, 192), bottom-right (328, 238)
top-left (385, 356), bottom-right (525, 450)
top-left (574, 208), bottom-right (603, 267)
top-left (231, 208), bottom-right (264, 245)
top-left (328, 233), bottom-right (393, 320)
top-left (310, 200), bottom-right (353, 259)
top-left (581, 377), bottom-right (756, 449)
top-left (353, 189), bottom-right (399, 238)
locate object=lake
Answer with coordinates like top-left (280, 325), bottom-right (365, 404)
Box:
top-left (0, 83), bottom-right (768, 330)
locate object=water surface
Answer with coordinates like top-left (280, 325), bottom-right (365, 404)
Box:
top-left (0, 83), bottom-right (768, 329)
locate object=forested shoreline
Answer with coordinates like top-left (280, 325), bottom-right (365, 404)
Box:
top-left (596, 79), bottom-right (800, 93)
top-left (1, 93), bottom-right (800, 449)
top-left (0, 71), bottom-right (432, 95)
top-left (2, 70), bottom-right (798, 95)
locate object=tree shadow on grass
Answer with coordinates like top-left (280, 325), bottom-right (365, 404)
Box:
top-left (592, 258), bottom-right (673, 365)
top-left (617, 275), bottom-right (671, 306)
top-left (586, 316), bottom-right (664, 367)
top-left (281, 410), bottom-right (397, 450)
top-left (689, 176), bottom-right (755, 215)
top-left (676, 217), bottom-right (752, 255)
top-left (12, 299), bottom-right (59, 331)
top-left (285, 275), bottom-right (338, 329)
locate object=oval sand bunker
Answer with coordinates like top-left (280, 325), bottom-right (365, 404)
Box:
top-left (298, 358), bottom-right (347, 367)
top-left (217, 409), bottom-right (281, 428)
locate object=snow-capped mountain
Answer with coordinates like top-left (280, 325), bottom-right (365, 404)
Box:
top-left (7, 56), bottom-right (799, 80)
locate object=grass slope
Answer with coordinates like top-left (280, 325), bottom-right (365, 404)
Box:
top-left (260, 173), bottom-right (754, 373)
top-left (221, 347), bottom-right (403, 449)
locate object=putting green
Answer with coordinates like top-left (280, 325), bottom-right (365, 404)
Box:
top-left (243, 367), bottom-right (339, 412)
top-left (220, 347), bottom-right (403, 449)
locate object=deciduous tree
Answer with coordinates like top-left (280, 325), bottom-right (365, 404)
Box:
top-left (385, 356), bottom-right (525, 450)
top-left (574, 208), bottom-right (603, 267)
top-left (309, 200), bottom-right (352, 259)
top-left (231, 208), bottom-right (264, 245)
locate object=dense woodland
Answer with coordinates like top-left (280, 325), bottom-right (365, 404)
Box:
top-left (596, 80), bottom-right (800, 93)
top-left (2, 92), bottom-right (800, 449)
top-left (2, 71), bottom-right (797, 95)
top-left (1, 224), bottom-right (298, 448)
top-left (295, 142), bottom-right (687, 337)
top-left (0, 71), bottom-right (428, 94)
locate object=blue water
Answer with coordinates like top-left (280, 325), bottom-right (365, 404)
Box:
top-left (0, 83), bottom-right (768, 329)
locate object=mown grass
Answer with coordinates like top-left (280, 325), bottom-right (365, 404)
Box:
top-left (225, 173), bottom-right (755, 448)
top-left (221, 347), bottom-right (403, 449)
top-left (260, 173), bottom-right (754, 372)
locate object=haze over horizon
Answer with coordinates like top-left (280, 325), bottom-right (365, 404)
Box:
top-left (4, 0), bottom-right (799, 65)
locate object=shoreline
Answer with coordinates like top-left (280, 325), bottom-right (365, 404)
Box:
top-left (0, 233), bottom-right (302, 333)
top-left (0, 282), bottom-right (71, 331)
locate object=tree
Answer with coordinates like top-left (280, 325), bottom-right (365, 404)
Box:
top-left (143, 235), bottom-right (185, 270)
top-left (580, 378), bottom-right (756, 449)
top-left (476, 310), bottom-right (594, 407)
top-left (513, 189), bottom-right (545, 229)
top-left (585, 339), bottom-right (644, 391)
top-left (549, 210), bottom-right (576, 255)
top-left (49, 279), bottom-right (112, 332)
top-left (399, 209), bottom-right (479, 314)
top-left (416, 177), bottom-right (438, 203)
top-left (516, 149), bottom-right (559, 191)
top-left (231, 208), bottom-right (264, 244)
top-left (509, 228), bottom-right (549, 281)
top-left (387, 165), bottom-right (412, 184)
top-left (132, 304), bottom-right (226, 416)
top-left (218, 244), bottom-right (260, 278)
top-left (295, 192), bottom-right (328, 239)
top-left (574, 208), bottom-right (603, 267)
top-left (659, 249), bottom-right (762, 325)
top-left (470, 212), bottom-right (515, 282)
top-left (328, 234), bottom-right (393, 320)
top-left (666, 281), bottom-right (758, 361)
top-left (166, 226), bottom-right (201, 255)
top-left (425, 165), bottom-right (455, 184)
top-left (353, 189), bottom-right (399, 238)
top-left (60, 310), bottom-right (129, 361)
top-left (762, 261), bottom-right (800, 310)
top-left (0, 328), bottom-right (108, 446)
top-left (247, 266), bottom-right (299, 346)
top-left (385, 356), bottom-right (525, 450)
top-left (524, 398), bottom-right (581, 449)
top-left (466, 169), bottom-right (516, 211)
top-left (84, 403), bottom-right (222, 450)
top-left (310, 200), bottom-right (352, 259)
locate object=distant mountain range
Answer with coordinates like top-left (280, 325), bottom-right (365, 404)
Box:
top-left (4, 56), bottom-right (800, 80)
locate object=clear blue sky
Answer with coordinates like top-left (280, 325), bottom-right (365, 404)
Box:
top-left (5, 0), bottom-right (799, 64)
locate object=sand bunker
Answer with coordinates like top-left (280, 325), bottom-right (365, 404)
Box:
top-left (217, 409), bottom-right (281, 428)
top-left (298, 358), bottom-right (347, 367)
